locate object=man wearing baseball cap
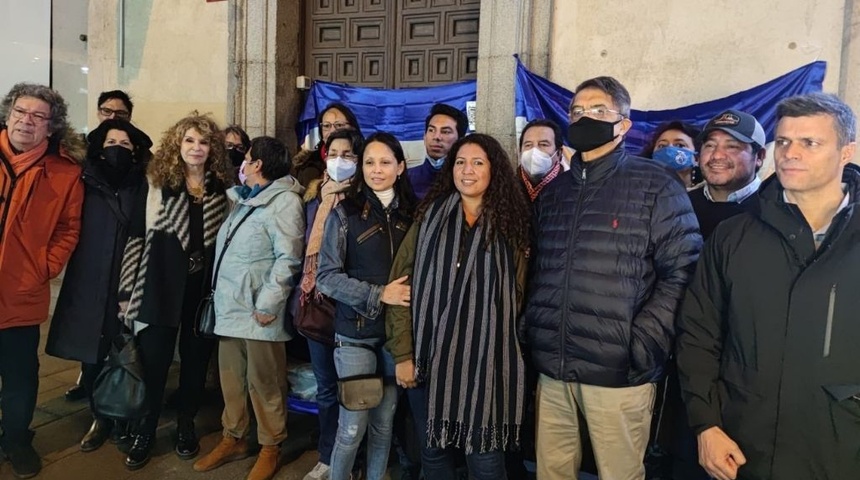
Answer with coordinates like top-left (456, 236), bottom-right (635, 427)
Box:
top-left (688, 109), bottom-right (767, 238)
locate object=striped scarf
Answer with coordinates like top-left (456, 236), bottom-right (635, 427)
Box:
top-left (412, 193), bottom-right (525, 454)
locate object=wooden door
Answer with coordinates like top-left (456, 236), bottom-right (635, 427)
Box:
top-left (304, 0), bottom-right (480, 88)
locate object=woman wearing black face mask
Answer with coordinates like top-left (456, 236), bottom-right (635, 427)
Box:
top-left (46, 118), bottom-right (152, 454)
top-left (224, 125), bottom-right (251, 182)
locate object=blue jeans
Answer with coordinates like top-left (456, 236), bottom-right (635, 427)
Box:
top-left (408, 385), bottom-right (508, 480)
top-left (330, 334), bottom-right (397, 480)
top-left (307, 338), bottom-right (339, 465)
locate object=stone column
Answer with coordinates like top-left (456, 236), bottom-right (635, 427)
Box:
top-left (227, 0), bottom-right (302, 152)
top-left (475, 0), bottom-right (554, 157)
top-left (839, 0), bottom-right (860, 162)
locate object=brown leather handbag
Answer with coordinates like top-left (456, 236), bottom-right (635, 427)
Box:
top-left (294, 289), bottom-right (336, 345)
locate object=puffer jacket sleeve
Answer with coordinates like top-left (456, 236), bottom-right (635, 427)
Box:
top-left (676, 232), bottom-right (728, 434)
top-left (46, 171), bottom-right (84, 278)
top-left (316, 205), bottom-right (384, 318)
top-left (385, 221), bottom-right (419, 364)
top-left (629, 176), bottom-right (702, 378)
top-left (254, 191), bottom-right (306, 316)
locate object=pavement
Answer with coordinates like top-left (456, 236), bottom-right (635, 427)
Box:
top-left (0, 278), bottom-right (326, 480)
top-left (0, 279), bottom-right (594, 480)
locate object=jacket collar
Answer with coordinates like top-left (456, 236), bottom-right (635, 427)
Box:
top-left (227, 175), bottom-right (305, 207)
top-left (756, 163), bottom-right (860, 261)
top-left (569, 143), bottom-right (626, 183)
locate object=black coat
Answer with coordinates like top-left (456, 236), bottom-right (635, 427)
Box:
top-left (524, 145), bottom-right (702, 387)
top-left (46, 160), bottom-right (146, 364)
top-left (118, 174), bottom-right (228, 328)
top-left (677, 165), bottom-right (860, 479)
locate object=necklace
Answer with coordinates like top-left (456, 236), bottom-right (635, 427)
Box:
top-left (186, 178), bottom-right (205, 203)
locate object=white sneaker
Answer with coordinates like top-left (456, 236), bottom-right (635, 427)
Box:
top-left (304, 461), bottom-right (331, 480)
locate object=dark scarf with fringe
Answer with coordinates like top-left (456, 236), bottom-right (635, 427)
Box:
top-left (412, 193), bottom-right (525, 454)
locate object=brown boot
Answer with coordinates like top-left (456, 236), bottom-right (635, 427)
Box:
top-left (246, 445), bottom-right (279, 480)
top-left (192, 435), bottom-right (250, 472)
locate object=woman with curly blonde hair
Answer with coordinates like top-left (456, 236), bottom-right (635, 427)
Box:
top-left (118, 112), bottom-right (231, 470)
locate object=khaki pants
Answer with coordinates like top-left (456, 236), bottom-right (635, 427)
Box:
top-left (536, 374), bottom-right (656, 480)
top-left (219, 337), bottom-right (288, 445)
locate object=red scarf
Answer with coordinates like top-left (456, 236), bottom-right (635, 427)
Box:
top-left (520, 162), bottom-right (562, 201)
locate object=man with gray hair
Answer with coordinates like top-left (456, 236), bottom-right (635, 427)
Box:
top-left (0, 83), bottom-right (84, 478)
top-left (524, 76), bottom-right (702, 479)
top-left (677, 92), bottom-right (860, 480)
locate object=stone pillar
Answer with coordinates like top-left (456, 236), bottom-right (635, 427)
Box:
top-left (228, 0), bottom-right (302, 152)
top-left (839, 0), bottom-right (860, 162)
top-left (475, 0), bottom-right (554, 157)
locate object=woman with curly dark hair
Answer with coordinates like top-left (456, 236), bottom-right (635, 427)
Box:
top-left (385, 133), bottom-right (530, 479)
top-left (117, 112), bottom-right (231, 470)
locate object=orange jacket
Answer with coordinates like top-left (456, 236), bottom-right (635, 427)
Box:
top-left (0, 131), bottom-right (84, 329)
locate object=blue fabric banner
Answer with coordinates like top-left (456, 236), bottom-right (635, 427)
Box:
top-left (296, 79), bottom-right (476, 147)
top-left (514, 56), bottom-right (827, 154)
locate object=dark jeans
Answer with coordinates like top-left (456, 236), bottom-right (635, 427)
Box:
top-left (408, 385), bottom-right (507, 480)
top-left (136, 313), bottom-right (215, 436)
top-left (307, 337), bottom-right (338, 465)
top-left (0, 326), bottom-right (40, 449)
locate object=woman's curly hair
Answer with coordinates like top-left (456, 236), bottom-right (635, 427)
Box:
top-left (418, 133), bottom-right (530, 249)
top-left (148, 111), bottom-right (232, 190)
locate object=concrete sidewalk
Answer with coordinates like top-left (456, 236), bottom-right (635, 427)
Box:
top-left (0, 279), bottom-right (323, 480)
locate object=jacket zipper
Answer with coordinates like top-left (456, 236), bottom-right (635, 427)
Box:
top-left (385, 210), bottom-right (394, 258)
top-left (560, 166), bottom-right (587, 376)
top-left (0, 155), bottom-right (17, 245)
top-left (823, 284), bottom-right (836, 358)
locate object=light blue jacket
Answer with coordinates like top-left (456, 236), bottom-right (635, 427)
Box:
top-left (213, 176), bottom-right (305, 341)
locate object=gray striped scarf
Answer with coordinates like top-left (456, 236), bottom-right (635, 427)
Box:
top-left (412, 193), bottom-right (525, 454)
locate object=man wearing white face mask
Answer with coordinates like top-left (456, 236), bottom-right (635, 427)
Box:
top-left (518, 119), bottom-right (565, 201)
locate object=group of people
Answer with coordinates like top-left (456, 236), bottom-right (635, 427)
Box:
top-left (0, 74), bottom-right (856, 480)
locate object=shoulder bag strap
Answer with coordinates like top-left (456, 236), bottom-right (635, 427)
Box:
top-left (210, 206), bottom-right (257, 291)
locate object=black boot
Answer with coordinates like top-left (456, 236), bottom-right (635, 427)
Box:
top-left (80, 418), bottom-right (113, 452)
top-left (125, 433), bottom-right (155, 470)
top-left (64, 384), bottom-right (87, 401)
top-left (7, 444), bottom-right (41, 479)
top-left (175, 417), bottom-right (199, 460)
top-left (110, 420), bottom-right (133, 451)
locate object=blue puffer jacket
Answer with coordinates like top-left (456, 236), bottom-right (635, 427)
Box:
top-left (523, 145), bottom-right (702, 387)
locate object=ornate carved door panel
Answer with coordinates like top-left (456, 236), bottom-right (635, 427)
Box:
top-left (305, 0), bottom-right (479, 88)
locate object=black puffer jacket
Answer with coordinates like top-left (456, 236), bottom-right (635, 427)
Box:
top-left (677, 165), bottom-right (860, 479)
top-left (524, 145), bottom-right (702, 387)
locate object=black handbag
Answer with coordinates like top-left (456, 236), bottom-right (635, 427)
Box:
top-left (194, 206), bottom-right (257, 338)
top-left (92, 330), bottom-right (149, 421)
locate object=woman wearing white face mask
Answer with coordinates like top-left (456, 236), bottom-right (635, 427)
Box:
top-left (517, 119), bottom-right (565, 202)
top-left (295, 127), bottom-right (365, 480)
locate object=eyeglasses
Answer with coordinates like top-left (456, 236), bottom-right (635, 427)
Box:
top-left (326, 152), bottom-right (358, 162)
top-left (10, 107), bottom-right (52, 124)
top-left (225, 142), bottom-right (246, 153)
top-left (569, 106), bottom-right (624, 122)
top-left (98, 106), bottom-right (131, 119)
top-left (320, 122), bottom-right (349, 131)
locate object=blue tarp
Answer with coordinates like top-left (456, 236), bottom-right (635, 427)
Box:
top-left (296, 79), bottom-right (476, 146)
top-left (297, 58), bottom-right (826, 155)
top-left (514, 55), bottom-right (826, 153)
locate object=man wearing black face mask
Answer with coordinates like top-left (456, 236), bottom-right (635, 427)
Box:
top-left (46, 118), bottom-right (152, 454)
top-left (523, 76), bottom-right (702, 480)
